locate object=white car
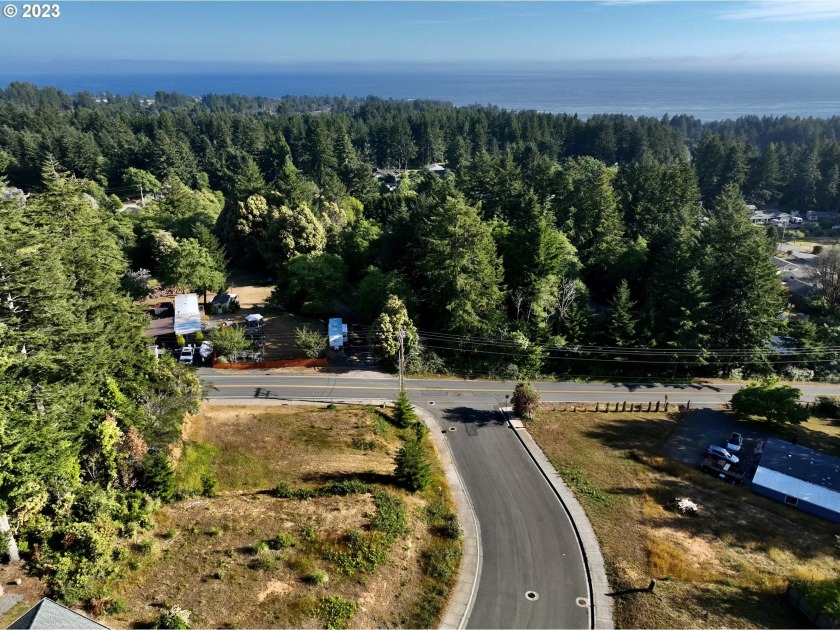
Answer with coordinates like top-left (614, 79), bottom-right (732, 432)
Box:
top-left (179, 345), bottom-right (195, 364)
top-left (706, 445), bottom-right (739, 464)
top-left (726, 432), bottom-right (744, 453)
top-left (199, 340), bottom-right (214, 360)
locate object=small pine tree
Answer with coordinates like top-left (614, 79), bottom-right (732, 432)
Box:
top-left (394, 439), bottom-right (431, 492)
top-left (512, 382), bottom-right (540, 419)
top-left (140, 452), bottom-right (176, 503)
top-left (392, 389), bottom-right (417, 428)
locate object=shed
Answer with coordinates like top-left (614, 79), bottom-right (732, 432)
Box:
top-left (752, 438), bottom-right (840, 522)
top-left (8, 598), bottom-right (108, 629)
top-left (173, 294), bottom-right (202, 336)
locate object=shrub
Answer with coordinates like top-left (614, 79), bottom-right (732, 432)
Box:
top-left (783, 365), bottom-right (815, 382)
top-left (319, 479), bottom-right (371, 496)
top-left (316, 596), bottom-right (358, 630)
top-left (274, 481), bottom-right (295, 498)
top-left (394, 440), bottom-right (432, 492)
top-left (295, 326), bottom-right (328, 358)
top-left (302, 525), bottom-right (317, 543)
top-left (154, 605), bottom-right (191, 629)
top-left (253, 540), bottom-right (270, 555)
top-left (139, 453), bottom-right (176, 503)
top-left (816, 396), bottom-right (840, 419)
top-left (200, 473), bottom-right (218, 498)
top-left (194, 330), bottom-right (204, 344)
top-left (731, 380), bottom-right (809, 424)
top-left (309, 569), bottom-right (329, 585)
top-left (136, 538), bottom-right (157, 556)
top-left (512, 382), bottom-right (540, 419)
top-left (371, 491), bottom-right (408, 539)
top-left (163, 528), bottom-right (178, 540)
top-left (269, 533), bottom-right (295, 550)
top-left (250, 555), bottom-right (278, 571)
top-left (108, 598), bottom-right (127, 614)
top-left (176, 335), bottom-right (186, 349)
top-left (420, 543), bottom-right (461, 583)
top-left (814, 245), bottom-right (824, 254)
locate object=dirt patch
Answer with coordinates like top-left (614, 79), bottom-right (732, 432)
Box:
top-left (257, 580), bottom-right (294, 603)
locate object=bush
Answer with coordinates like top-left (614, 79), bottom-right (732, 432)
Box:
top-left (194, 331), bottom-right (204, 344)
top-left (814, 245), bottom-right (824, 254)
top-left (176, 335), bottom-right (186, 349)
top-left (816, 396), bottom-right (840, 419)
top-left (782, 365), bottom-right (814, 382)
top-left (370, 491), bottom-right (408, 539)
top-left (250, 555), bottom-right (278, 571)
top-left (154, 606), bottom-right (191, 629)
top-left (269, 533), bottom-right (295, 550)
top-left (420, 543), bottom-right (461, 583)
top-left (294, 326), bottom-right (328, 358)
top-left (394, 440), bottom-right (432, 492)
top-left (302, 525), bottom-right (317, 543)
top-left (108, 598), bottom-right (127, 614)
top-left (512, 382), bottom-right (540, 419)
top-left (253, 540), bottom-right (270, 555)
top-left (135, 538), bottom-right (157, 556)
top-left (731, 380), bottom-right (809, 424)
top-left (319, 479), bottom-right (371, 496)
top-left (200, 473), bottom-right (218, 498)
top-left (139, 453), bottom-right (176, 503)
top-left (316, 596), bottom-right (358, 630)
top-left (309, 569), bottom-right (329, 585)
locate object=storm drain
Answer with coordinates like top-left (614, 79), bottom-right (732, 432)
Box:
top-left (576, 597), bottom-right (589, 608)
top-left (525, 591), bottom-right (539, 601)
top-left (448, 427), bottom-right (457, 432)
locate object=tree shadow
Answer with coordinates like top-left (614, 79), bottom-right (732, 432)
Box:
top-left (440, 406), bottom-right (505, 428)
top-left (298, 470), bottom-right (398, 488)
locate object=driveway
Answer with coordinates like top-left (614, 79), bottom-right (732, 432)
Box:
top-left (663, 409), bottom-right (766, 477)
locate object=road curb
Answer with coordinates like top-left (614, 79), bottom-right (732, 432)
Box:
top-left (415, 406), bottom-right (482, 630)
top-left (501, 406), bottom-right (615, 630)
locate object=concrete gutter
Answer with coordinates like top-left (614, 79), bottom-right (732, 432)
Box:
top-left (204, 398), bottom-right (481, 630)
top-left (416, 407), bottom-right (482, 630)
top-left (501, 406), bottom-right (614, 630)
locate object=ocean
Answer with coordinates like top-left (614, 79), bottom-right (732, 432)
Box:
top-left (3, 68), bottom-right (840, 121)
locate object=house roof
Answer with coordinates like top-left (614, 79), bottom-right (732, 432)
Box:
top-left (143, 316), bottom-right (175, 338)
top-left (8, 598), bottom-right (108, 629)
top-left (758, 438), bottom-right (840, 493)
top-left (173, 294), bottom-right (202, 336)
top-left (753, 466), bottom-right (840, 513)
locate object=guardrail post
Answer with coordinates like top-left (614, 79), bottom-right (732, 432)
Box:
top-left (595, 402), bottom-right (599, 412)
top-left (621, 401), bottom-right (626, 412)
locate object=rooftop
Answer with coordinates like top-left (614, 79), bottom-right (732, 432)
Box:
top-left (758, 438), bottom-right (840, 493)
top-left (8, 598), bottom-right (108, 629)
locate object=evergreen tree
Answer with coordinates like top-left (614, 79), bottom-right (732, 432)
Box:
top-left (392, 389), bottom-right (418, 428)
top-left (368, 296), bottom-right (419, 370)
top-left (608, 280), bottom-right (637, 347)
top-left (394, 439), bottom-right (431, 492)
top-left (702, 184), bottom-right (782, 353)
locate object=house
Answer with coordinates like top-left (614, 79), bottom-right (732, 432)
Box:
top-left (752, 438), bottom-right (840, 523)
top-left (423, 163), bottom-right (447, 175)
top-left (8, 598), bottom-right (108, 629)
top-left (807, 210), bottom-right (839, 222)
top-left (210, 293), bottom-right (238, 314)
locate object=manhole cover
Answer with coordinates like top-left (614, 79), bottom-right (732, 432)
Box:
top-left (448, 427), bottom-right (457, 432)
top-left (526, 591), bottom-right (539, 601)
top-left (576, 597), bottom-right (589, 608)
top-left (428, 401), bottom-right (435, 405)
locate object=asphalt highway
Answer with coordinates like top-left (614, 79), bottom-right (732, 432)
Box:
top-left (197, 370), bottom-right (840, 407)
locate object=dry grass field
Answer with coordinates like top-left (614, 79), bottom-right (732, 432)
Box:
top-left (528, 408), bottom-right (840, 629)
top-left (97, 404), bottom-right (461, 629)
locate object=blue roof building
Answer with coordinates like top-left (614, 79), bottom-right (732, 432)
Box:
top-left (752, 438), bottom-right (840, 523)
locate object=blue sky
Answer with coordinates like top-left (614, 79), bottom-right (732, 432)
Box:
top-left (2, 1), bottom-right (840, 71)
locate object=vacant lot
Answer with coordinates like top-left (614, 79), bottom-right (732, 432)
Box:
top-left (529, 408), bottom-right (840, 629)
top-left (98, 405), bottom-right (461, 629)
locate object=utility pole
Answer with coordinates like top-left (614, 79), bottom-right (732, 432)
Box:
top-left (398, 329), bottom-right (406, 392)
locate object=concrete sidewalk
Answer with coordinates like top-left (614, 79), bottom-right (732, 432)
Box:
top-left (501, 406), bottom-right (614, 630)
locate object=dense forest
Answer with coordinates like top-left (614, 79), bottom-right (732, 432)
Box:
top-left (5, 80), bottom-right (840, 607)
top-left (2, 81), bottom-right (840, 388)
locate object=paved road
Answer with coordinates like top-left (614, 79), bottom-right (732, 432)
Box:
top-left (197, 370), bottom-right (840, 407)
top-left (430, 405), bottom-right (589, 629)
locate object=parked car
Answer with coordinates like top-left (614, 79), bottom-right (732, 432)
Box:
top-left (199, 340), bottom-right (214, 360)
top-left (179, 345), bottom-right (195, 364)
top-left (706, 445), bottom-right (739, 464)
top-left (726, 432), bottom-right (743, 453)
top-left (700, 455), bottom-right (745, 484)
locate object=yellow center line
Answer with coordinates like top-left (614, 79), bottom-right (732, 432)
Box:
top-left (210, 383), bottom-right (731, 395)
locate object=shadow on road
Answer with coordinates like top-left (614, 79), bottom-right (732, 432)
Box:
top-left (440, 406), bottom-right (505, 427)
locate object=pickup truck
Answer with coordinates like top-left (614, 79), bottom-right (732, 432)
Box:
top-left (700, 455), bottom-right (745, 484)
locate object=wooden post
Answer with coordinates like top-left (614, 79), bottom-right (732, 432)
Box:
top-left (647, 401), bottom-right (652, 412)
top-left (648, 579), bottom-right (657, 592)
top-left (595, 402), bottom-right (600, 412)
top-left (622, 401), bottom-right (626, 412)
top-left (664, 401), bottom-right (670, 412)
top-left (655, 400), bottom-right (660, 412)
